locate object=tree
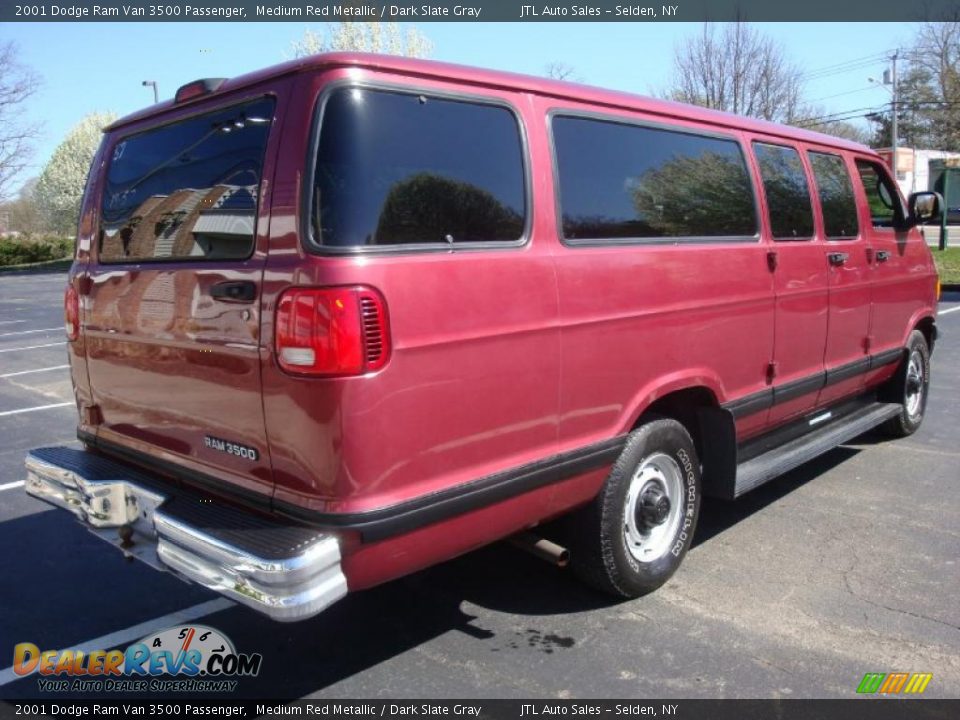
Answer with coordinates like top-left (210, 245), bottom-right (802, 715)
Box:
top-left (545, 62), bottom-right (581, 82)
top-left (289, 23), bottom-right (433, 59)
top-left (667, 22), bottom-right (804, 124)
top-left (34, 112), bottom-right (116, 235)
top-left (0, 41), bottom-right (41, 201)
top-left (0, 178), bottom-right (45, 236)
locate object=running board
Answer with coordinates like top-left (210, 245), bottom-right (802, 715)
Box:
top-left (732, 402), bottom-right (902, 498)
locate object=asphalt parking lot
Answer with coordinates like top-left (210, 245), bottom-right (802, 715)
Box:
top-left (0, 269), bottom-right (957, 701)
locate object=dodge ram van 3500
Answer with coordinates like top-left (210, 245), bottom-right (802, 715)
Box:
top-left (26, 54), bottom-right (941, 620)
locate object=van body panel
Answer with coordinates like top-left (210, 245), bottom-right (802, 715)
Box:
top-left (262, 69), bottom-right (561, 514)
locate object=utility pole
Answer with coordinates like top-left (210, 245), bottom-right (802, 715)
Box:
top-left (890, 50), bottom-right (899, 182)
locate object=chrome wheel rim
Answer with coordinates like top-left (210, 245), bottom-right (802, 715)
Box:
top-left (905, 349), bottom-right (925, 420)
top-left (623, 453), bottom-right (684, 563)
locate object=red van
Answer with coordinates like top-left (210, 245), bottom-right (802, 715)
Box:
top-left (27, 54), bottom-right (941, 621)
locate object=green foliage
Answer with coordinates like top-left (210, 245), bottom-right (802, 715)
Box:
top-left (34, 111), bottom-right (116, 234)
top-left (934, 247), bottom-right (960, 284)
top-left (0, 235), bottom-right (72, 266)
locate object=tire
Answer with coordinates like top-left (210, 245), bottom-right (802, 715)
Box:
top-left (567, 417), bottom-right (701, 598)
top-left (880, 330), bottom-right (931, 438)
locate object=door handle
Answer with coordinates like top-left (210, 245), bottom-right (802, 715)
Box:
top-left (875, 250), bottom-right (891, 263)
top-left (210, 280), bottom-right (257, 303)
top-left (827, 252), bottom-right (849, 267)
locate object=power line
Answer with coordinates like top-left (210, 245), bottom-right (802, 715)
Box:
top-left (801, 51), bottom-right (892, 81)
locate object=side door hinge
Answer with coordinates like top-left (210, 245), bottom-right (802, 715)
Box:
top-left (766, 361), bottom-right (778, 385)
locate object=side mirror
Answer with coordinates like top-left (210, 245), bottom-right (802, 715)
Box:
top-left (908, 191), bottom-right (943, 225)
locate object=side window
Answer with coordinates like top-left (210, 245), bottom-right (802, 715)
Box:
top-left (552, 115), bottom-right (757, 241)
top-left (101, 97), bottom-right (275, 262)
top-left (855, 159), bottom-right (904, 228)
top-left (808, 151), bottom-right (859, 239)
top-left (311, 88), bottom-right (526, 248)
top-left (753, 142), bottom-right (814, 240)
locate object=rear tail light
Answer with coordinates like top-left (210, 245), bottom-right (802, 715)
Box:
top-left (275, 286), bottom-right (390, 376)
top-left (64, 284), bottom-right (79, 341)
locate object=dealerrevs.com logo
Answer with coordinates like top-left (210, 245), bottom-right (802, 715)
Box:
top-left (13, 625), bottom-right (262, 693)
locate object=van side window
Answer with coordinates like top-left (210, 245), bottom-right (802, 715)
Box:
top-left (854, 159), bottom-right (905, 228)
top-left (753, 143), bottom-right (814, 240)
top-left (311, 88), bottom-right (526, 248)
top-left (100, 97), bottom-right (275, 263)
top-left (808, 151), bottom-right (859, 239)
top-left (552, 115), bottom-right (757, 241)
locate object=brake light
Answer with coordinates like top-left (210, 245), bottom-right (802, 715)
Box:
top-left (275, 287), bottom-right (390, 376)
top-left (64, 284), bottom-right (79, 341)
top-left (174, 78), bottom-right (227, 104)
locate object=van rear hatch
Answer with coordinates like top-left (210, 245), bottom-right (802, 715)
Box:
top-left (81, 94), bottom-right (278, 500)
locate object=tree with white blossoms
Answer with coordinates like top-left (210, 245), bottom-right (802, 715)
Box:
top-left (34, 111), bottom-right (116, 235)
top-left (289, 22), bottom-right (433, 59)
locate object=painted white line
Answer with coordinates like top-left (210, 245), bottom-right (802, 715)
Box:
top-left (0, 402), bottom-right (72, 417)
top-left (0, 327), bottom-right (62, 337)
top-left (0, 342), bottom-right (66, 353)
top-left (0, 598), bottom-right (234, 687)
top-left (0, 480), bottom-right (25, 492)
top-left (0, 320), bottom-right (26, 326)
top-left (938, 305), bottom-right (960, 316)
top-left (0, 365), bottom-right (69, 379)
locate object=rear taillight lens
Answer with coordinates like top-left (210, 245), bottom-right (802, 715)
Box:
top-left (275, 286), bottom-right (390, 376)
top-left (64, 284), bottom-right (79, 341)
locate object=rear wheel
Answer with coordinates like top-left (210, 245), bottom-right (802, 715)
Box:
top-left (568, 417), bottom-right (701, 598)
top-left (880, 330), bottom-right (930, 438)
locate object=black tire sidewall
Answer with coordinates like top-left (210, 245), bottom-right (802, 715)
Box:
top-left (900, 331), bottom-right (931, 434)
top-left (600, 419), bottom-right (701, 596)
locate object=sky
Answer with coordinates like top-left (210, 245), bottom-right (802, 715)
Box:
top-left (2, 21), bottom-right (919, 195)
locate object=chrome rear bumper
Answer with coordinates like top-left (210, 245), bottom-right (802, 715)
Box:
top-left (25, 447), bottom-right (347, 622)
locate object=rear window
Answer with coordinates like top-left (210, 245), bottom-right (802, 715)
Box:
top-left (100, 97), bottom-right (274, 263)
top-left (552, 115), bottom-right (757, 241)
top-left (310, 87), bottom-right (526, 249)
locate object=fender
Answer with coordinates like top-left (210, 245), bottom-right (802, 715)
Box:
top-left (618, 369), bottom-right (727, 435)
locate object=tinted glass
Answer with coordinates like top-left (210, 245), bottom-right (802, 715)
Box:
top-left (552, 116), bottom-right (756, 240)
top-left (101, 97), bottom-right (274, 262)
top-left (808, 151), bottom-right (859, 239)
top-left (312, 88), bottom-right (525, 247)
top-left (753, 143), bottom-right (815, 240)
top-left (855, 159), bottom-right (903, 228)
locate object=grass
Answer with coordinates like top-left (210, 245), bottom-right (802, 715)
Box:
top-left (0, 257), bottom-right (72, 275)
top-left (932, 247), bottom-right (960, 285)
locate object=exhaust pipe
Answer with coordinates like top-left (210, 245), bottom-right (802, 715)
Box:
top-left (509, 531), bottom-right (570, 567)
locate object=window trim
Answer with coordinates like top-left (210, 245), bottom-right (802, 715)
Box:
top-left (751, 140), bottom-right (816, 243)
top-left (302, 80), bottom-right (533, 256)
top-left (546, 108), bottom-right (761, 247)
top-left (97, 93), bottom-right (277, 266)
top-left (806, 149), bottom-right (861, 242)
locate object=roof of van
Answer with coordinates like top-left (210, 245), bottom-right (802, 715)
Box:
top-left (107, 52), bottom-right (874, 154)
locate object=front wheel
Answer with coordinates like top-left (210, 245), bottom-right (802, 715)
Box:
top-left (880, 330), bottom-right (930, 438)
top-left (568, 417), bottom-right (701, 598)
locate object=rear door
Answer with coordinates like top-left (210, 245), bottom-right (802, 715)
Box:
top-left (83, 94), bottom-right (279, 499)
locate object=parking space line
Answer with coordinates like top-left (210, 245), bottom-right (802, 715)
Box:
top-left (0, 327), bottom-right (63, 337)
top-left (0, 320), bottom-right (26, 326)
top-left (939, 305), bottom-right (960, 316)
top-left (0, 598), bottom-right (234, 687)
top-left (0, 481), bottom-right (25, 492)
top-left (0, 402), bottom-right (72, 417)
top-left (0, 342), bottom-right (66, 353)
top-left (0, 365), bottom-right (70, 379)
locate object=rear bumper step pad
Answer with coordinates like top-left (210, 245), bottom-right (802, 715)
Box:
top-left (25, 447), bottom-right (347, 622)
